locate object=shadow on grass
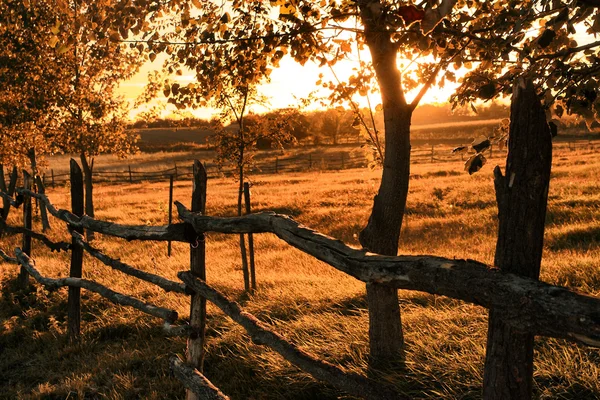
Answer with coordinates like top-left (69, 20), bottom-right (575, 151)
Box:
top-left (548, 226), bottom-right (600, 251)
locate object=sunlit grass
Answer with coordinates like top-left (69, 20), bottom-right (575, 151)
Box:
top-left (1, 145), bottom-right (599, 399)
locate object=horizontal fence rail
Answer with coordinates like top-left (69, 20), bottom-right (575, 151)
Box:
top-left (175, 204), bottom-right (600, 348)
top-left (1, 156), bottom-right (600, 399)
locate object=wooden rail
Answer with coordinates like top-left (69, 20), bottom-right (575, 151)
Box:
top-left (1, 157), bottom-right (600, 399)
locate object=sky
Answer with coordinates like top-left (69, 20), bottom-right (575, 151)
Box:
top-left (117, 52), bottom-right (458, 121)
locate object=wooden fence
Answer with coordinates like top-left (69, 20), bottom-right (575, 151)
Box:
top-left (1, 159), bottom-right (599, 399)
top-left (35, 139), bottom-right (597, 187)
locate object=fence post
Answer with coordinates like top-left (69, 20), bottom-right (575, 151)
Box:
top-left (243, 182), bottom-right (256, 291)
top-left (275, 157), bottom-right (279, 174)
top-left (341, 153), bottom-right (345, 169)
top-left (167, 175), bottom-right (174, 257)
top-left (1, 167), bottom-right (17, 223)
top-left (187, 160), bottom-right (207, 399)
top-left (308, 153), bottom-right (312, 169)
top-left (128, 165), bottom-right (133, 183)
top-left (68, 159), bottom-right (85, 342)
top-left (483, 79), bottom-right (552, 399)
top-left (174, 163), bottom-right (178, 180)
top-left (431, 145), bottom-right (434, 163)
top-left (18, 171), bottom-right (32, 288)
top-left (51, 169), bottom-right (55, 188)
top-left (34, 175), bottom-right (51, 232)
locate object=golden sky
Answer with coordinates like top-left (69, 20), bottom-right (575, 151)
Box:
top-left (118, 52), bottom-right (457, 121)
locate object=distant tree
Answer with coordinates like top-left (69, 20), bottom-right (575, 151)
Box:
top-left (0, 0), bottom-right (62, 167)
top-left (319, 108), bottom-right (360, 145)
top-left (0, 0), bottom-right (143, 238)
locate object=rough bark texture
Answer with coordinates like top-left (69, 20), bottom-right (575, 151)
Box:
top-left (15, 249), bottom-right (178, 322)
top-left (179, 272), bottom-right (402, 400)
top-left (68, 159), bottom-right (85, 341)
top-left (176, 203), bottom-right (600, 347)
top-left (171, 356), bottom-right (231, 400)
top-left (483, 79), bottom-right (553, 399)
top-left (357, 0), bottom-right (412, 362)
top-left (80, 153), bottom-right (95, 241)
top-left (187, 160), bottom-right (207, 400)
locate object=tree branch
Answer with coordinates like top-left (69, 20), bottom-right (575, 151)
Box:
top-left (175, 203), bottom-right (600, 347)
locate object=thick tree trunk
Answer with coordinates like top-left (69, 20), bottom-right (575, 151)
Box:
top-left (358, 1), bottom-right (412, 364)
top-left (483, 78), bottom-right (553, 399)
top-left (80, 153), bottom-right (95, 241)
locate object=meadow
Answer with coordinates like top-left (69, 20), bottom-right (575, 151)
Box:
top-left (1, 144), bottom-right (599, 399)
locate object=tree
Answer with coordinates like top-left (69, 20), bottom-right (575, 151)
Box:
top-left (141, 0), bottom-right (600, 366)
top-left (50, 0), bottom-right (143, 236)
top-left (319, 107), bottom-right (359, 145)
top-left (138, 0), bottom-right (493, 365)
top-left (447, 2), bottom-right (600, 398)
top-left (0, 0), bottom-right (143, 238)
top-left (0, 0), bottom-right (63, 167)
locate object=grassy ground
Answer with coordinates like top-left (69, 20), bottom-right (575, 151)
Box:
top-left (1, 145), bottom-right (599, 399)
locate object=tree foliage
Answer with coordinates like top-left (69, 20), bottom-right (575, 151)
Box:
top-left (0, 0), bottom-right (143, 167)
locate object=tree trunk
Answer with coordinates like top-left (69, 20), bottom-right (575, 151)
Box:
top-left (80, 153), bottom-right (95, 241)
top-left (483, 78), bottom-right (553, 399)
top-left (358, 1), bottom-right (413, 364)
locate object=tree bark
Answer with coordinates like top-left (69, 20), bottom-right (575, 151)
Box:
top-left (80, 153), bottom-right (95, 241)
top-left (358, 0), bottom-right (413, 364)
top-left (483, 78), bottom-right (553, 399)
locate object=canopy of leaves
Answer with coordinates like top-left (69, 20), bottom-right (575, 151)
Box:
top-left (0, 0), bottom-right (145, 166)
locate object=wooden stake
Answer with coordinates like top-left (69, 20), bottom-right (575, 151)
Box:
top-left (68, 159), bottom-right (85, 342)
top-left (243, 182), bottom-right (256, 291)
top-left (483, 78), bottom-right (553, 400)
top-left (168, 175), bottom-right (174, 257)
top-left (35, 175), bottom-right (50, 232)
top-left (187, 160), bottom-right (207, 400)
top-left (19, 170), bottom-right (32, 288)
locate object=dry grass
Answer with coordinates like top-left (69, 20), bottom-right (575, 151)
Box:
top-left (1, 145), bottom-right (599, 399)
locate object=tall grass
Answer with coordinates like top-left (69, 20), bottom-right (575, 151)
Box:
top-left (1, 145), bottom-right (599, 399)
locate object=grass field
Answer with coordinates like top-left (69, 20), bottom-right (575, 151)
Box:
top-left (1, 144), bottom-right (599, 399)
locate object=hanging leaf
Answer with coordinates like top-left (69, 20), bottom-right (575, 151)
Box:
top-left (464, 153), bottom-right (487, 175)
top-left (471, 135), bottom-right (491, 153)
top-left (452, 145), bottom-right (468, 154)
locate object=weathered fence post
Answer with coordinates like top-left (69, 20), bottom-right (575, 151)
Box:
top-left (168, 175), bottom-right (174, 257)
top-left (483, 79), bottom-right (553, 399)
top-left (175, 163), bottom-right (178, 180)
top-left (275, 157), bottom-right (279, 174)
top-left (187, 160), bottom-right (207, 400)
top-left (35, 175), bottom-right (50, 232)
top-left (68, 159), bottom-right (85, 342)
top-left (51, 169), bottom-right (55, 188)
top-left (341, 153), bottom-right (345, 169)
top-left (308, 153), bottom-right (313, 169)
top-left (430, 144), bottom-right (435, 163)
top-left (19, 171), bottom-right (33, 288)
top-left (128, 165), bottom-right (133, 183)
top-left (243, 182), bottom-right (256, 291)
top-left (1, 167), bottom-right (18, 223)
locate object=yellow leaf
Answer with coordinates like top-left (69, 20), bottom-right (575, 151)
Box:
top-left (340, 41), bottom-right (352, 53)
top-left (375, 104), bottom-right (383, 112)
top-left (56, 44), bottom-right (69, 54)
top-left (51, 20), bottom-right (60, 34)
